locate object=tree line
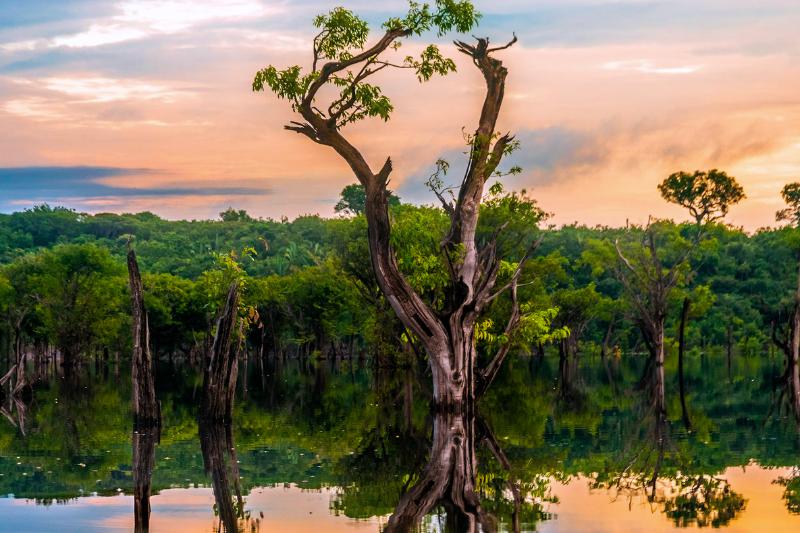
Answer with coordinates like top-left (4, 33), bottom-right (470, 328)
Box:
top-left (0, 178), bottom-right (798, 375)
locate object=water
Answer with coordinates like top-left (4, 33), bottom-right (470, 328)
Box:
top-left (0, 353), bottom-right (798, 532)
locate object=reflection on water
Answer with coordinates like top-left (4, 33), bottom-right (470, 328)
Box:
top-left (0, 354), bottom-right (799, 532)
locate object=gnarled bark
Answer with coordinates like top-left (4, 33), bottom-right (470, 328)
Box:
top-left (202, 282), bottom-right (241, 421)
top-left (127, 249), bottom-right (160, 428)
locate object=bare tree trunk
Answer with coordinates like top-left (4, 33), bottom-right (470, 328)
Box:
top-left (133, 426), bottom-right (158, 533)
top-left (127, 249), bottom-right (159, 428)
top-left (653, 318), bottom-right (667, 419)
top-left (791, 259), bottom-right (800, 418)
top-left (678, 297), bottom-right (692, 431)
top-left (202, 282), bottom-right (241, 421)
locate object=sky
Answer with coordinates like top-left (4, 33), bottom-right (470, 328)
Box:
top-left (0, 0), bottom-right (798, 229)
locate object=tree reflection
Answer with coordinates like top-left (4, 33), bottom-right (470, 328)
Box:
top-left (199, 420), bottom-right (259, 533)
top-left (775, 467), bottom-right (800, 514)
top-left (384, 406), bottom-right (555, 533)
top-left (132, 426), bottom-right (158, 533)
top-left (590, 387), bottom-right (746, 529)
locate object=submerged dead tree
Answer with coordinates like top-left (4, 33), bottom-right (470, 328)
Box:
top-left (776, 182), bottom-right (800, 419)
top-left (127, 248), bottom-right (160, 428)
top-left (202, 282), bottom-right (242, 421)
top-left (255, 2), bottom-right (535, 407)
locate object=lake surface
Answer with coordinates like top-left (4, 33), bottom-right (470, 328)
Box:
top-left (1, 353), bottom-right (799, 532)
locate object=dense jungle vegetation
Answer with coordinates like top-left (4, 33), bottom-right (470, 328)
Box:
top-left (0, 185), bottom-right (797, 375)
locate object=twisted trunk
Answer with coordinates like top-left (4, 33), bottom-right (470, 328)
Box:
top-left (284, 32), bottom-right (519, 408)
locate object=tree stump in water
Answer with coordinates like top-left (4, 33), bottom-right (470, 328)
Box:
top-left (127, 248), bottom-right (160, 428)
top-left (202, 282), bottom-right (241, 421)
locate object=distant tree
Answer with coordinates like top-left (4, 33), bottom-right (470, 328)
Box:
top-left (614, 170), bottom-right (744, 417)
top-left (33, 244), bottom-right (126, 371)
top-left (335, 183), bottom-right (399, 216)
top-left (659, 169), bottom-right (745, 225)
top-left (219, 208), bottom-right (254, 222)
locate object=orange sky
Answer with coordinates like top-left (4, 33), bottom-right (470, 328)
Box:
top-left (1, 1), bottom-right (799, 229)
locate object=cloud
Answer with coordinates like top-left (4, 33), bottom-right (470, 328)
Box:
top-left (0, 166), bottom-right (271, 212)
top-left (39, 76), bottom-right (189, 103)
top-left (601, 59), bottom-right (702, 75)
top-left (0, 0), bottom-right (278, 51)
top-left (398, 126), bottom-right (602, 202)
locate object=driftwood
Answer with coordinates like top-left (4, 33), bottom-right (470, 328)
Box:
top-left (127, 248), bottom-right (160, 428)
top-left (202, 282), bottom-right (241, 421)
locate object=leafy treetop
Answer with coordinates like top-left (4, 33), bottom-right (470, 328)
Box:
top-left (658, 169), bottom-right (746, 226)
top-left (335, 183), bottom-right (400, 216)
top-left (776, 182), bottom-right (800, 227)
top-left (252, 1), bottom-right (480, 129)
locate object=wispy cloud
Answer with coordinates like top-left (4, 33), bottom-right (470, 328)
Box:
top-left (0, 0), bottom-right (279, 51)
top-left (0, 166), bottom-right (271, 212)
top-left (601, 59), bottom-right (702, 75)
top-left (39, 76), bottom-right (189, 103)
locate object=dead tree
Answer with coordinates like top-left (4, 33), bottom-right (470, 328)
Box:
top-left (127, 248), bottom-right (160, 428)
top-left (133, 426), bottom-right (159, 533)
top-left (202, 282), bottom-right (241, 421)
top-left (255, 5), bottom-right (530, 408)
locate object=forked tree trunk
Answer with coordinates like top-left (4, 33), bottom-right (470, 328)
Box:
top-left (127, 249), bottom-right (159, 428)
top-left (132, 426), bottom-right (158, 533)
top-left (281, 31), bottom-right (521, 409)
top-left (202, 282), bottom-right (241, 421)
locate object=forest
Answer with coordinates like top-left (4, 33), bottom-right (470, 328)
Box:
top-left (0, 175), bottom-right (797, 410)
top-left (1, 182), bottom-right (799, 375)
